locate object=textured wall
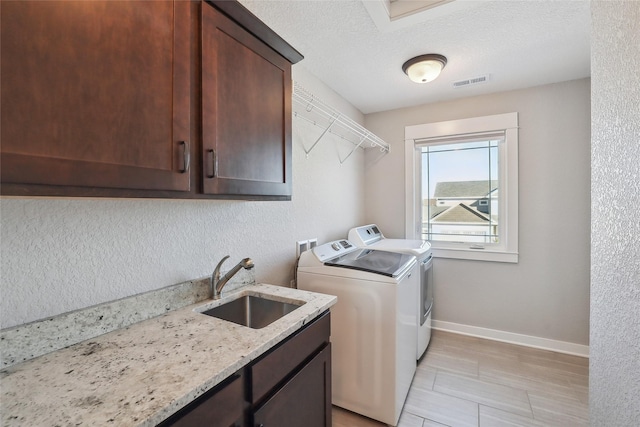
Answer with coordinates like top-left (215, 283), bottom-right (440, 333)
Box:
top-left (0, 66), bottom-right (366, 329)
top-left (364, 79), bottom-right (591, 346)
top-left (590, 2), bottom-right (640, 425)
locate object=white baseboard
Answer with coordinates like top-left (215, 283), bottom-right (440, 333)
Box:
top-left (432, 320), bottom-right (589, 358)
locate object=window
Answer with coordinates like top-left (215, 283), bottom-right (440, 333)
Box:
top-left (405, 113), bottom-right (519, 263)
top-left (422, 137), bottom-right (500, 244)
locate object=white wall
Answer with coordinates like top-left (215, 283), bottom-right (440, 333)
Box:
top-left (590, 2), bottom-right (640, 425)
top-left (364, 79), bottom-right (591, 346)
top-left (0, 66), bottom-right (366, 330)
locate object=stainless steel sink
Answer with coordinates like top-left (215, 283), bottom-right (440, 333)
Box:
top-left (200, 295), bottom-right (304, 329)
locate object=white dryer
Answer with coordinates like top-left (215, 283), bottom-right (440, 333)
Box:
top-left (348, 224), bottom-right (433, 359)
top-left (297, 239), bottom-right (418, 427)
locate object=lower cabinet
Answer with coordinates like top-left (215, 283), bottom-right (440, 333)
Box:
top-left (158, 372), bottom-right (245, 427)
top-left (254, 344), bottom-right (331, 427)
top-left (159, 311), bottom-right (331, 427)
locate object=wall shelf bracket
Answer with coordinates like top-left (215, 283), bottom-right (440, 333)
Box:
top-left (304, 113), bottom-right (340, 158)
top-left (293, 82), bottom-right (390, 162)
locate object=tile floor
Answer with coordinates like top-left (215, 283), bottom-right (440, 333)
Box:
top-left (332, 329), bottom-right (589, 427)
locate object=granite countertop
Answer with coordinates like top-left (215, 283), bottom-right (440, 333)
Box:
top-left (0, 284), bottom-right (336, 427)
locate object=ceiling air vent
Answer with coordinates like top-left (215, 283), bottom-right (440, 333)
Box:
top-left (453, 74), bottom-right (491, 88)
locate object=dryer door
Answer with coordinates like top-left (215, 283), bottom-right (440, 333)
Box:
top-left (420, 255), bottom-right (434, 325)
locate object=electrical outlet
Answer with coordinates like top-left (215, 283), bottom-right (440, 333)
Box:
top-left (296, 240), bottom-right (309, 258)
top-left (308, 238), bottom-right (318, 249)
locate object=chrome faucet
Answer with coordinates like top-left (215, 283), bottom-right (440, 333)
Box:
top-left (211, 256), bottom-right (255, 299)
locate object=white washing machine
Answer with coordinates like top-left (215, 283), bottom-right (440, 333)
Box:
top-left (348, 224), bottom-right (433, 359)
top-left (297, 239), bottom-right (418, 427)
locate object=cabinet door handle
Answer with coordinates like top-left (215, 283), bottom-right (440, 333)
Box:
top-left (179, 141), bottom-right (190, 173)
top-left (206, 149), bottom-right (217, 178)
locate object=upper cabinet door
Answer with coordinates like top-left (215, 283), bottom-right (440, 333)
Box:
top-left (201, 3), bottom-right (293, 198)
top-left (0, 1), bottom-right (191, 193)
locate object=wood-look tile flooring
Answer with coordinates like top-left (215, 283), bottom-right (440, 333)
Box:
top-left (332, 330), bottom-right (589, 427)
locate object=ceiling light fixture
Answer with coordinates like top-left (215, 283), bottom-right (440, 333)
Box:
top-left (402, 54), bottom-right (447, 84)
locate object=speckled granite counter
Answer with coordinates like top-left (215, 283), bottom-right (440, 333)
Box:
top-left (0, 284), bottom-right (336, 427)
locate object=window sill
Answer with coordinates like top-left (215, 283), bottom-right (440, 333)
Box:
top-left (431, 247), bottom-right (519, 263)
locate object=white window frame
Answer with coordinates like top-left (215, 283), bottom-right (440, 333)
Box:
top-left (405, 112), bottom-right (519, 263)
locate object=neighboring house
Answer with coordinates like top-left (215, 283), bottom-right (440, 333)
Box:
top-left (424, 180), bottom-right (499, 243)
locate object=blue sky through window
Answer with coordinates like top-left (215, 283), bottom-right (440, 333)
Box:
top-left (421, 140), bottom-right (499, 198)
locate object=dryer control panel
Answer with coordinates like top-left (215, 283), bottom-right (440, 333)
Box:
top-left (348, 224), bottom-right (383, 246)
top-left (312, 239), bottom-right (356, 261)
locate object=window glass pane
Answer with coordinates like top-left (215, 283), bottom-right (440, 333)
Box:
top-left (420, 139), bottom-right (500, 244)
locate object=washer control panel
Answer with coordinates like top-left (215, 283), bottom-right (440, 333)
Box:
top-left (313, 239), bottom-right (355, 260)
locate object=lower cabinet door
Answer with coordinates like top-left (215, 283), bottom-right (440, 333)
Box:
top-left (253, 344), bottom-right (331, 427)
top-left (159, 372), bottom-right (245, 427)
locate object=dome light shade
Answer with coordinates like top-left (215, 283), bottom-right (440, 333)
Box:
top-left (402, 54), bottom-right (447, 83)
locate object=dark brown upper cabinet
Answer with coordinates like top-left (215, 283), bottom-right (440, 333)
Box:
top-left (201, 3), bottom-right (293, 198)
top-left (0, 0), bottom-right (303, 200)
top-left (0, 1), bottom-right (192, 194)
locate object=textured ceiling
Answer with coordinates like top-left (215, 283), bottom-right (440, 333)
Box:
top-left (238, 0), bottom-right (591, 114)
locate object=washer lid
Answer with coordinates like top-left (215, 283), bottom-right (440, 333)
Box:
top-left (324, 248), bottom-right (415, 277)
